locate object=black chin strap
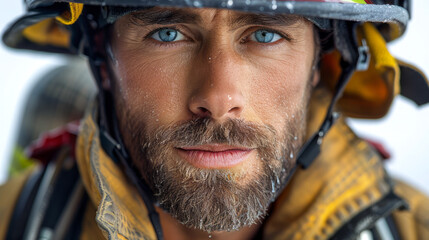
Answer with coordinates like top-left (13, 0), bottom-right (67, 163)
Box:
top-left (297, 20), bottom-right (369, 169)
top-left (278, 53), bottom-right (358, 196)
top-left (296, 61), bottom-right (353, 169)
top-left (78, 11), bottom-right (165, 240)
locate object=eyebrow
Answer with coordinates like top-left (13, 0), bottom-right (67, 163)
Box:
top-left (129, 8), bottom-right (302, 28)
top-left (129, 8), bottom-right (202, 26)
top-left (230, 14), bottom-right (301, 29)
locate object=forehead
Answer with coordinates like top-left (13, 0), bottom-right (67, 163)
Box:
top-left (122, 7), bottom-right (309, 28)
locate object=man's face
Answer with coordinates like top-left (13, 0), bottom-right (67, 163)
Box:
top-left (109, 7), bottom-right (317, 232)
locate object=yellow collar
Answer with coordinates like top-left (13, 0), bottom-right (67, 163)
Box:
top-left (76, 107), bottom-right (157, 239)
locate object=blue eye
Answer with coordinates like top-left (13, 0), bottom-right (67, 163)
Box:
top-left (251, 30), bottom-right (282, 43)
top-left (151, 28), bottom-right (184, 42)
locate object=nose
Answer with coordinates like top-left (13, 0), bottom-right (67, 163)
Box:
top-left (188, 47), bottom-right (246, 120)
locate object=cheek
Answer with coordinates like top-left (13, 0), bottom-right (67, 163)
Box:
top-left (247, 52), bottom-right (312, 130)
top-left (112, 47), bottom-right (193, 127)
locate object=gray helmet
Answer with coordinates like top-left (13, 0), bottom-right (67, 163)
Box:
top-left (3, 0), bottom-right (411, 54)
top-left (3, 1), bottom-right (428, 239)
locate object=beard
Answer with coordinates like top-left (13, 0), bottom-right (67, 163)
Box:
top-left (119, 108), bottom-right (307, 233)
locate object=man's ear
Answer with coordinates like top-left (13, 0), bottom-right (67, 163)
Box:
top-left (100, 62), bottom-right (112, 90)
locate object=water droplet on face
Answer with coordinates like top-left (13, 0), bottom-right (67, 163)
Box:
top-left (294, 136), bottom-right (298, 141)
top-left (208, 234), bottom-right (212, 239)
top-left (292, 114), bottom-right (295, 118)
top-left (271, 180), bottom-right (276, 193)
top-left (290, 153), bottom-right (294, 159)
top-left (228, 95), bottom-right (232, 100)
top-left (227, 0), bottom-right (233, 7)
top-left (271, 0), bottom-right (277, 10)
top-left (193, 0), bottom-right (202, 7)
top-left (286, 2), bottom-right (294, 13)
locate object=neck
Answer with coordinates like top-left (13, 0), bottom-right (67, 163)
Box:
top-left (156, 206), bottom-right (262, 240)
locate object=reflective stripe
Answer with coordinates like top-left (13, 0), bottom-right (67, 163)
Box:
top-left (357, 217), bottom-right (396, 240)
top-left (375, 218), bottom-right (395, 240)
top-left (358, 230), bottom-right (374, 240)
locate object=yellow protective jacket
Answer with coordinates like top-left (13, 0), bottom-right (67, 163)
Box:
top-left (1, 92), bottom-right (429, 240)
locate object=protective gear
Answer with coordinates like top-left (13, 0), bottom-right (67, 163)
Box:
top-left (2, 0), bottom-right (411, 54)
top-left (2, 1), bottom-right (429, 239)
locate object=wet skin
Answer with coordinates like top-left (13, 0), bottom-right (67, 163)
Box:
top-left (106, 7), bottom-right (318, 240)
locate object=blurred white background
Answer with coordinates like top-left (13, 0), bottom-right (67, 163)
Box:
top-left (0, 1), bottom-right (428, 193)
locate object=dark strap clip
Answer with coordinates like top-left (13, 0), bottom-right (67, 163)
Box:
top-left (297, 112), bottom-right (340, 169)
top-left (99, 129), bottom-right (122, 164)
top-left (356, 38), bottom-right (370, 71)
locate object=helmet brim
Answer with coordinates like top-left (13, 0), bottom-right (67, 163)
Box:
top-left (3, 1), bottom-right (409, 54)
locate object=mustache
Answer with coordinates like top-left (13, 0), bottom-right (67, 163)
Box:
top-left (146, 117), bottom-right (278, 149)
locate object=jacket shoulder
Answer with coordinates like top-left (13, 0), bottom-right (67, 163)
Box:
top-left (0, 166), bottom-right (38, 239)
top-left (392, 179), bottom-right (429, 240)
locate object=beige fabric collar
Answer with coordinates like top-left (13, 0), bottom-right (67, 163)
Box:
top-left (76, 106), bottom-right (157, 239)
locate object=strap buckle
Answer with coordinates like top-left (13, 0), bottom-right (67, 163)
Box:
top-left (356, 38), bottom-right (370, 71)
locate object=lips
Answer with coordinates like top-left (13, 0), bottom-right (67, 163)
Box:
top-left (177, 144), bottom-right (253, 169)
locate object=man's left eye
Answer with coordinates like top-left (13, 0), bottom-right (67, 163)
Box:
top-left (150, 28), bottom-right (185, 42)
top-left (250, 30), bottom-right (282, 43)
